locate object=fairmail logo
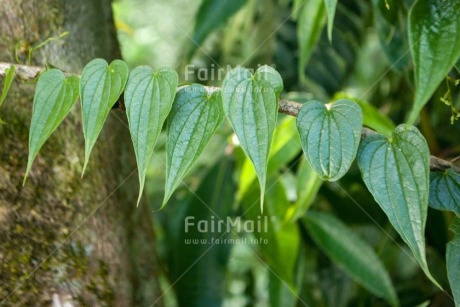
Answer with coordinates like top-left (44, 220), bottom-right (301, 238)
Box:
top-left (184, 215), bottom-right (275, 233)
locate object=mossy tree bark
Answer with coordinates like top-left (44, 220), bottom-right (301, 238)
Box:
top-left (0, 1), bottom-right (162, 305)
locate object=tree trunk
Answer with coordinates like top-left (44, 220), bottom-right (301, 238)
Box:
top-left (0, 1), bottom-right (162, 305)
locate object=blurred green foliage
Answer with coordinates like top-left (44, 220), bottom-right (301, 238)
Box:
top-left (113, 0), bottom-right (460, 306)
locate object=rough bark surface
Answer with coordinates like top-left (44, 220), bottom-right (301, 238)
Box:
top-left (0, 1), bottom-right (161, 305)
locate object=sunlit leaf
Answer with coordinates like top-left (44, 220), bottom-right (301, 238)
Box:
top-left (242, 176), bottom-right (300, 287)
top-left (429, 169), bottom-right (460, 217)
top-left (222, 66), bottom-right (283, 212)
top-left (80, 58), bottom-right (128, 175)
top-left (285, 157), bottom-right (322, 222)
top-left (124, 66), bottom-right (178, 206)
top-left (24, 69), bottom-right (79, 182)
top-left (296, 99), bottom-right (362, 181)
top-left (324, 0), bottom-right (337, 42)
top-left (164, 84), bottom-right (224, 206)
top-left (189, 0), bottom-right (247, 59)
top-left (447, 218), bottom-right (460, 307)
top-left (407, 0), bottom-right (460, 124)
top-left (0, 64), bottom-right (15, 124)
top-left (297, 0), bottom-right (326, 78)
top-left (357, 124), bottom-right (440, 287)
top-left (304, 210), bottom-right (399, 307)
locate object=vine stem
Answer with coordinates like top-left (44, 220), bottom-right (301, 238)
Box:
top-left (1, 61), bottom-right (459, 173)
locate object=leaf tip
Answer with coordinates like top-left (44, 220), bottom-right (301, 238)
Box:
top-left (81, 159), bottom-right (89, 178)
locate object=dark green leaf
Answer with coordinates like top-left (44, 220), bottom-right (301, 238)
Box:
top-left (124, 66), bottom-right (178, 206)
top-left (358, 124), bottom-right (439, 287)
top-left (304, 210), bottom-right (399, 306)
top-left (408, 0), bottom-right (460, 124)
top-left (373, 0), bottom-right (410, 71)
top-left (25, 69), bottom-right (79, 182)
top-left (447, 218), bottom-right (460, 306)
top-left (297, 0), bottom-right (326, 78)
top-left (80, 58), bottom-right (128, 175)
top-left (189, 0), bottom-right (247, 58)
top-left (296, 99), bottom-right (363, 181)
top-left (429, 169), bottom-right (460, 217)
top-left (324, 0), bottom-right (338, 42)
top-left (167, 157), bottom-right (234, 307)
top-left (222, 66), bottom-right (283, 211)
top-left (164, 84), bottom-right (224, 206)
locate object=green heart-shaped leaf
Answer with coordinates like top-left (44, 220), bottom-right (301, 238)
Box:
top-left (164, 84), bottom-right (224, 206)
top-left (304, 210), bottom-right (399, 307)
top-left (358, 124), bottom-right (439, 287)
top-left (124, 66), bottom-right (178, 206)
top-left (407, 0), bottom-right (460, 124)
top-left (296, 99), bottom-right (362, 181)
top-left (447, 218), bottom-right (460, 307)
top-left (222, 65), bottom-right (283, 211)
top-left (25, 69), bottom-right (79, 182)
top-left (429, 169), bottom-right (460, 217)
top-left (80, 58), bottom-right (128, 175)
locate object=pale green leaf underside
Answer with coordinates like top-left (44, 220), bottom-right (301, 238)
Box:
top-left (80, 58), bottom-right (128, 175)
top-left (324, 0), bottom-right (338, 42)
top-left (408, 0), bottom-right (460, 124)
top-left (124, 66), bottom-right (178, 206)
top-left (296, 99), bottom-right (362, 181)
top-left (429, 169), bottom-right (460, 217)
top-left (357, 124), bottom-right (439, 287)
top-left (447, 218), bottom-right (460, 307)
top-left (222, 66), bottom-right (283, 212)
top-left (25, 69), bottom-right (79, 182)
top-left (305, 210), bottom-right (399, 307)
top-left (164, 84), bottom-right (224, 206)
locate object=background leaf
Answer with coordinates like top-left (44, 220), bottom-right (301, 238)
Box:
top-left (164, 84), bottom-right (224, 205)
top-left (446, 218), bottom-right (460, 307)
top-left (324, 0), bottom-right (338, 42)
top-left (407, 0), bottom-right (460, 124)
top-left (297, 0), bottom-right (326, 79)
top-left (189, 0), bottom-right (247, 59)
top-left (357, 124), bottom-right (439, 287)
top-left (296, 99), bottom-right (363, 181)
top-left (334, 93), bottom-right (395, 137)
top-left (429, 169), bottom-right (460, 217)
top-left (286, 157), bottom-right (322, 222)
top-left (0, 65), bottom-right (15, 124)
top-left (80, 58), bottom-right (128, 175)
top-left (25, 69), bottom-right (79, 181)
top-left (124, 66), bottom-right (178, 206)
top-left (372, 0), bottom-right (410, 71)
top-left (222, 66), bottom-right (283, 211)
top-left (304, 210), bottom-right (399, 307)
top-left (165, 157), bottom-right (235, 307)
top-left (237, 116), bottom-right (300, 201)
